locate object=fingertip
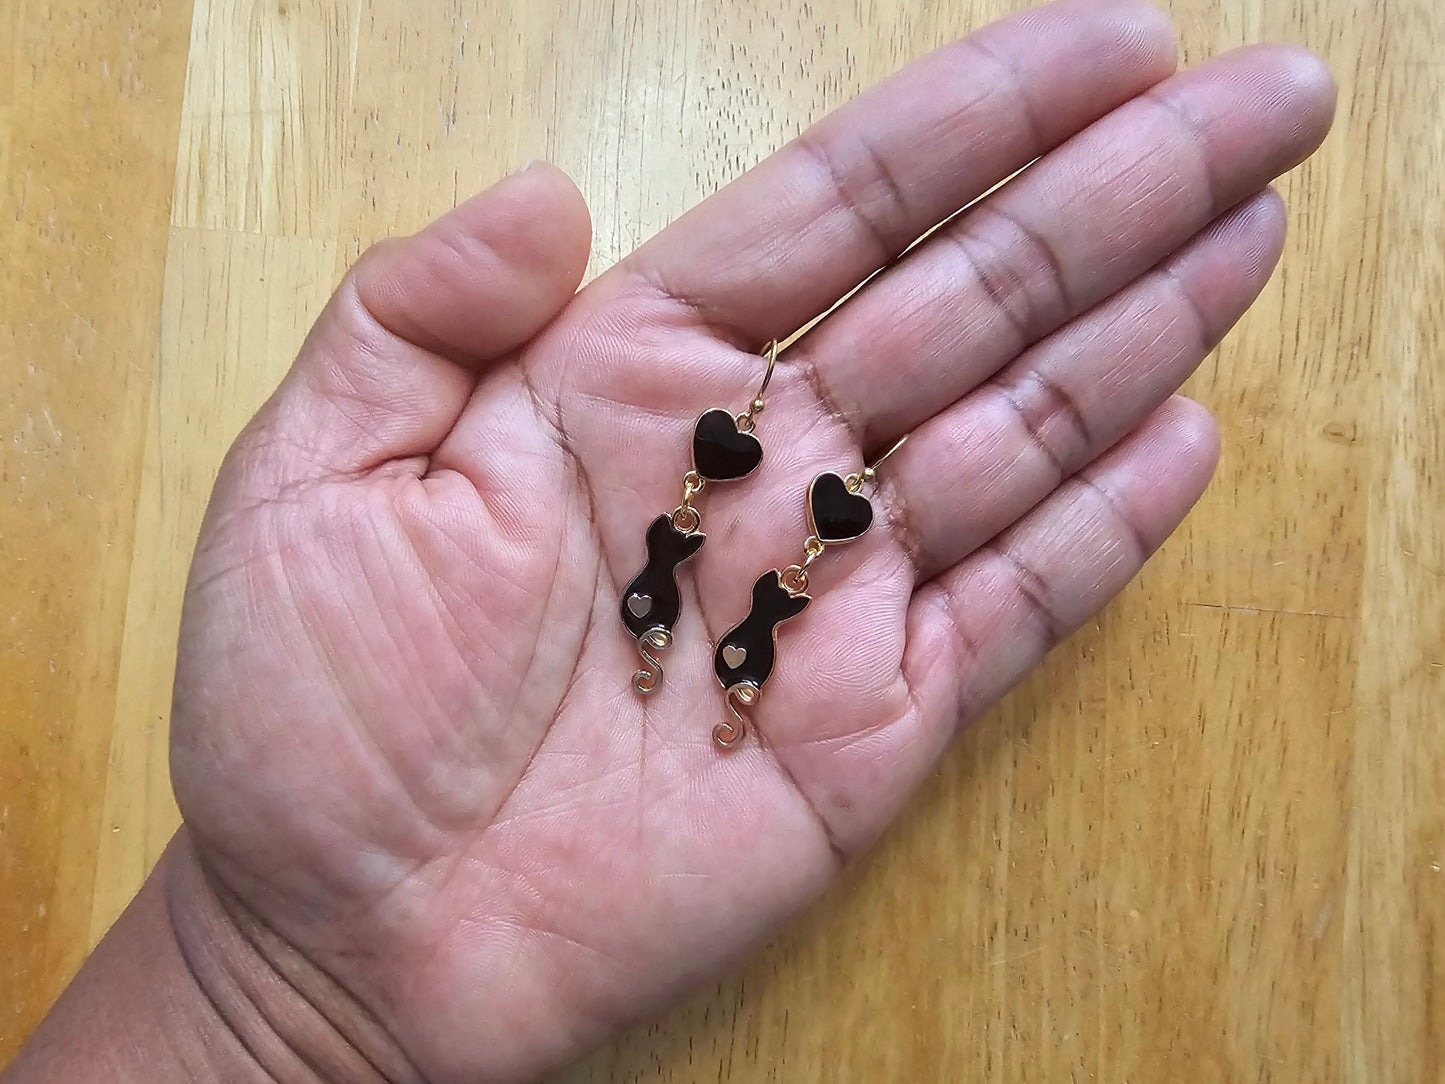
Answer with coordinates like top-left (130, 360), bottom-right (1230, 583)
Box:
top-left (1260, 44), bottom-right (1337, 146)
top-left (1275, 44), bottom-right (1338, 116)
top-left (1158, 394), bottom-right (1221, 484)
top-left (1245, 184), bottom-right (1288, 228)
top-left (500, 161), bottom-right (594, 288)
top-left (1097, 0), bottom-right (1179, 75)
top-left (352, 161), bottom-right (593, 364)
top-left (1200, 43), bottom-right (1337, 153)
top-left (1007, 0), bottom-right (1180, 86)
top-left (1218, 186), bottom-right (1288, 262)
top-left (440, 160), bottom-right (593, 302)
top-left (1161, 187), bottom-right (1289, 335)
top-left (1232, 186), bottom-right (1289, 273)
top-left (1086, 396), bottom-right (1220, 552)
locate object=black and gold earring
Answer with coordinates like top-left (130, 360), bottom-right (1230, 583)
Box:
top-left (621, 340), bottom-right (780, 695)
top-left (710, 436), bottom-right (907, 749)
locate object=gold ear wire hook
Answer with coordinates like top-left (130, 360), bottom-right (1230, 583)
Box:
top-left (714, 683), bottom-right (759, 749)
top-left (848, 434), bottom-right (909, 492)
top-left (867, 434), bottom-right (908, 477)
top-left (737, 340), bottom-right (779, 432)
top-left (755, 338), bottom-right (779, 402)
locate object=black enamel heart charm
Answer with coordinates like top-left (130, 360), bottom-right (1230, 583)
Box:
top-left (692, 408), bottom-right (763, 481)
top-left (807, 471), bottom-right (873, 543)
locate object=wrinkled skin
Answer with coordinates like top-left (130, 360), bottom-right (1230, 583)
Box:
top-left (167, 2), bottom-right (1335, 1079)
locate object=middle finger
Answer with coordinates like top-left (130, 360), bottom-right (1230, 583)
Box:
top-left (792, 44), bottom-right (1335, 448)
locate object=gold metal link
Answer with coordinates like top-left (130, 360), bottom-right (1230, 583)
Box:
top-left (672, 470), bottom-right (705, 532)
top-left (779, 564), bottom-right (810, 596)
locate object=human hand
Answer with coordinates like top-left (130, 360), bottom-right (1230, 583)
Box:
top-left (152, 2), bottom-right (1335, 1081)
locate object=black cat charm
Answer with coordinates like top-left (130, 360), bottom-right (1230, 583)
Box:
top-left (621, 514), bottom-right (705, 694)
top-left (712, 570), bottom-right (811, 746)
top-left (714, 570), bottom-right (811, 690)
top-left (622, 515), bottom-right (706, 640)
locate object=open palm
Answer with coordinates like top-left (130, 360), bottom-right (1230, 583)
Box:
top-left (167, 3), bottom-right (1334, 1080)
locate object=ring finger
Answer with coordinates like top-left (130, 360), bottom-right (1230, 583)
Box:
top-left (888, 186), bottom-right (1287, 581)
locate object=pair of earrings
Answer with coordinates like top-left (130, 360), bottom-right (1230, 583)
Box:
top-left (619, 340), bottom-right (904, 750)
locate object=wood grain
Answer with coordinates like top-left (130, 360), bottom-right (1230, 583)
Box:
top-left (3, 0), bottom-right (1440, 1079)
top-left (0, 0), bottom-right (194, 1057)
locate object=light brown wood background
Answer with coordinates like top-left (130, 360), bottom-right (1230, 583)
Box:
top-left (1, 0), bottom-right (1437, 1079)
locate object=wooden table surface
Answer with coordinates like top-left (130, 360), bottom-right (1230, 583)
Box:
top-left (2, 0), bottom-right (1439, 1079)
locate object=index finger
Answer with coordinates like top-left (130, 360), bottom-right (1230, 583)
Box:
top-left (618, 0), bottom-right (1178, 342)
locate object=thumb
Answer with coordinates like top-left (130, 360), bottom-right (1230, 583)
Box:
top-left (232, 162), bottom-right (591, 489)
